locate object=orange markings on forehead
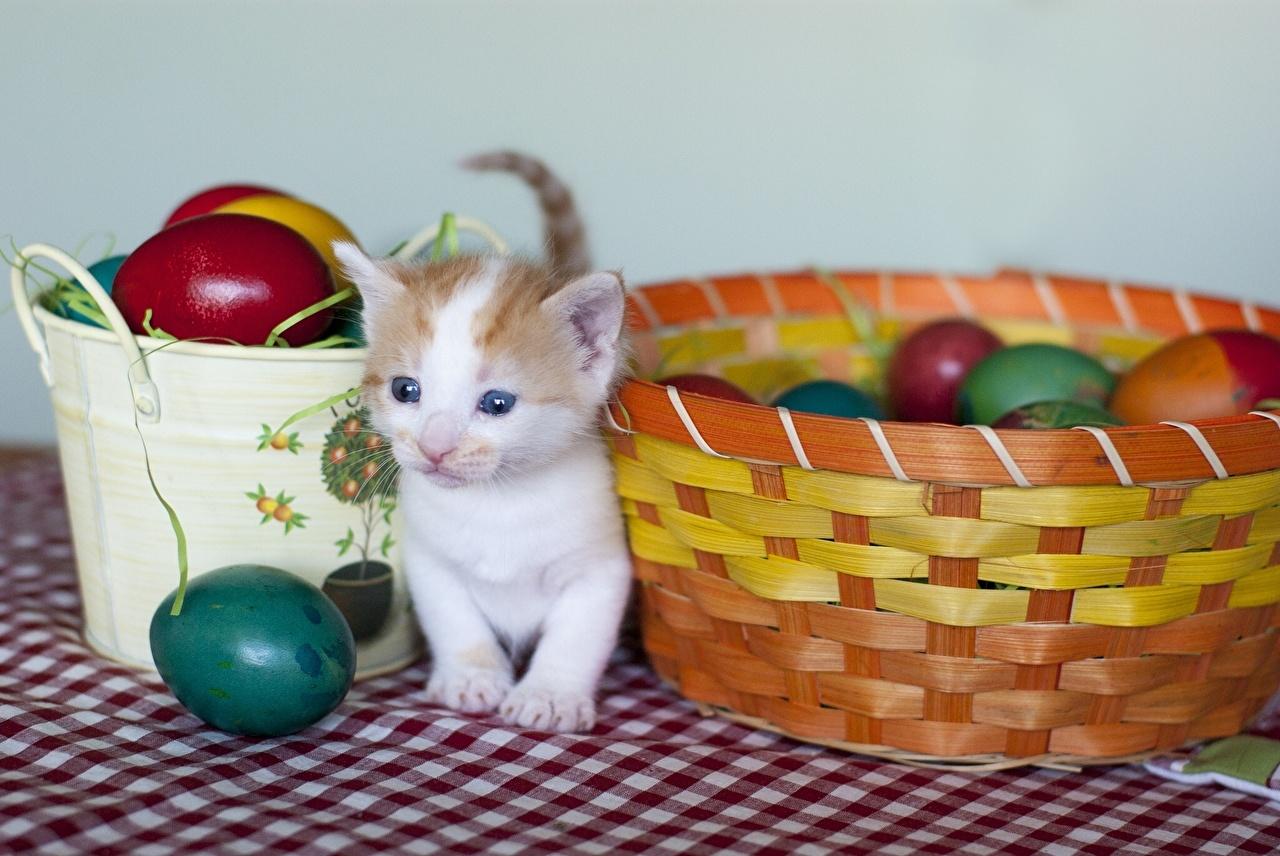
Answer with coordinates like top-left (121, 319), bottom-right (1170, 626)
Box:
top-left (470, 260), bottom-right (581, 406)
top-left (362, 255), bottom-right (489, 376)
top-left (364, 256), bottom-right (588, 410)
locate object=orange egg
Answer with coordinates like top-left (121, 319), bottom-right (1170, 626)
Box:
top-left (1110, 330), bottom-right (1280, 424)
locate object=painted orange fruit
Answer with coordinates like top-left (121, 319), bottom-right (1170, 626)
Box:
top-left (1110, 330), bottom-right (1280, 424)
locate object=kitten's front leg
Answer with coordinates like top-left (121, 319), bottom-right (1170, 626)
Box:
top-left (409, 560), bottom-right (513, 714)
top-left (500, 555), bottom-right (631, 732)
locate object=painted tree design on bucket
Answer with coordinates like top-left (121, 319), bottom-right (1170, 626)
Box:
top-left (321, 407), bottom-right (399, 577)
top-left (320, 405), bottom-right (400, 642)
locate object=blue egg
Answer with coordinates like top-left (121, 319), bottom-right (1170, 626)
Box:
top-left (772, 380), bottom-right (885, 419)
top-left (58, 255), bottom-right (126, 327)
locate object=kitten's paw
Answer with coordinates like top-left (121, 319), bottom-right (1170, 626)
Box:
top-left (500, 685), bottom-right (597, 733)
top-left (425, 668), bottom-right (512, 714)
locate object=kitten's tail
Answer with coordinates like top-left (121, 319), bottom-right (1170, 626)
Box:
top-left (461, 151), bottom-right (591, 277)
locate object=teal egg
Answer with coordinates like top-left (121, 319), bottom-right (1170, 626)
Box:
top-left (56, 255), bottom-right (126, 327)
top-left (957, 344), bottom-right (1115, 425)
top-left (772, 380), bottom-right (885, 419)
top-left (332, 312), bottom-right (365, 347)
top-left (328, 295), bottom-right (365, 346)
top-left (149, 564), bottom-right (355, 737)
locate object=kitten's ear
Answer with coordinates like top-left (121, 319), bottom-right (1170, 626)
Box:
top-left (332, 241), bottom-right (402, 320)
top-left (544, 270), bottom-right (627, 392)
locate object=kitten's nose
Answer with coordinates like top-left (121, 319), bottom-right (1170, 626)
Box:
top-left (418, 443), bottom-right (455, 466)
top-left (418, 415), bottom-right (460, 466)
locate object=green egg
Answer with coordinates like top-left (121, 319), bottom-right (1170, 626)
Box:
top-left (993, 399), bottom-right (1125, 429)
top-left (957, 344), bottom-right (1115, 425)
top-left (149, 564), bottom-right (355, 737)
top-left (772, 380), bottom-right (885, 419)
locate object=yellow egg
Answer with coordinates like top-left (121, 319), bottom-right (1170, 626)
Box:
top-left (213, 195), bottom-right (359, 291)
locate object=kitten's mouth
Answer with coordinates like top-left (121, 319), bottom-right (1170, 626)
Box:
top-left (416, 464), bottom-right (468, 488)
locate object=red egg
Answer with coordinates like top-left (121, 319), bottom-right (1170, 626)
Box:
top-left (163, 184), bottom-right (285, 227)
top-left (1110, 329), bottom-right (1280, 424)
top-left (113, 214), bottom-right (335, 345)
top-left (887, 319), bottom-right (1002, 422)
top-left (657, 373), bottom-right (756, 404)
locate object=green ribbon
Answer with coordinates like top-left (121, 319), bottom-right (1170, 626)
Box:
top-left (264, 288), bottom-right (355, 348)
top-left (126, 338), bottom-right (193, 615)
top-left (430, 212), bottom-right (460, 261)
top-left (262, 387), bottom-right (362, 442)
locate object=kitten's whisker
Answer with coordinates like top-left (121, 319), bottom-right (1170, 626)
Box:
top-left (355, 456), bottom-right (401, 504)
top-left (332, 446), bottom-right (397, 471)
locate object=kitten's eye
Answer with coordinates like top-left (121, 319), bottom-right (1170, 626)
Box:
top-left (391, 377), bottom-right (420, 403)
top-left (478, 389), bottom-right (517, 416)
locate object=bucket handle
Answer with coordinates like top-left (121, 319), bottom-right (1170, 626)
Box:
top-left (9, 243), bottom-right (161, 423)
top-left (390, 215), bottom-right (510, 260)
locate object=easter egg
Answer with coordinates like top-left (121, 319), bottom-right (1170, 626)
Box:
top-left (957, 344), bottom-right (1114, 425)
top-left (164, 184), bottom-right (284, 227)
top-left (112, 214), bottom-right (335, 345)
top-left (1110, 330), bottom-right (1280, 424)
top-left (887, 319), bottom-right (1002, 422)
top-left (993, 400), bottom-right (1125, 429)
top-left (211, 195), bottom-right (359, 291)
top-left (56, 255), bottom-right (127, 328)
top-left (657, 373), bottom-right (756, 403)
top-left (149, 564), bottom-right (355, 737)
top-left (772, 380), bottom-right (885, 419)
top-left (328, 297), bottom-right (366, 347)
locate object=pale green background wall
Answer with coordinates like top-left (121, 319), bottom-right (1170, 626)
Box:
top-left (3, 0), bottom-right (1278, 443)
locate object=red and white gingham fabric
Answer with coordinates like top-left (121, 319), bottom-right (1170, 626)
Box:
top-left (2, 458), bottom-right (1279, 855)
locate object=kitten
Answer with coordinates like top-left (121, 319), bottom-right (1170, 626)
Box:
top-left (332, 153), bottom-right (631, 732)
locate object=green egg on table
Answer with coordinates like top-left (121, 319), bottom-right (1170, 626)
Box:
top-left (149, 564), bottom-right (355, 737)
top-left (772, 380), bottom-right (885, 419)
top-left (54, 255), bottom-right (126, 328)
top-left (956, 343), bottom-right (1115, 425)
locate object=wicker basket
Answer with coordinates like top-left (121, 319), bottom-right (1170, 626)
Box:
top-left (610, 269), bottom-right (1280, 769)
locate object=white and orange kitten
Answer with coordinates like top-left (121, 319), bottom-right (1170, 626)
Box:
top-left (332, 153), bottom-right (630, 732)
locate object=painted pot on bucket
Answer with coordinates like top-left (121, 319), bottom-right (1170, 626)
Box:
top-left (10, 244), bottom-right (424, 678)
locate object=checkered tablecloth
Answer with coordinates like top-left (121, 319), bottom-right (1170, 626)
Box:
top-left (3, 458), bottom-right (1279, 855)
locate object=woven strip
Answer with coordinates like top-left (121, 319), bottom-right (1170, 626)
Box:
top-left (617, 270), bottom-right (1280, 766)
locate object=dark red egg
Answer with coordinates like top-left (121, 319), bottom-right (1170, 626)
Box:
top-left (163, 184), bottom-right (285, 227)
top-left (887, 319), bottom-right (1002, 422)
top-left (113, 214), bottom-right (335, 345)
top-left (657, 373), bottom-right (757, 404)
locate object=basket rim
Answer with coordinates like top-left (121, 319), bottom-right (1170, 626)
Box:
top-left (615, 268), bottom-right (1280, 486)
top-left (34, 303), bottom-right (367, 364)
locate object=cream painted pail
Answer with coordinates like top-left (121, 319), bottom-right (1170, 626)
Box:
top-left (9, 243), bottom-right (436, 678)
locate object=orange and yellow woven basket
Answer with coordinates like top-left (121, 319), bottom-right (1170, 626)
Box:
top-left (608, 269), bottom-right (1280, 769)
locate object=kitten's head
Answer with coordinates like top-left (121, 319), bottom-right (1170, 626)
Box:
top-left (334, 242), bottom-right (628, 488)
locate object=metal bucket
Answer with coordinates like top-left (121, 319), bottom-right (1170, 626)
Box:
top-left (11, 243), bottom-right (422, 679)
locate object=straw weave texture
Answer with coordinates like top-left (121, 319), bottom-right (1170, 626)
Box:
top-left (612, 269), bottom-right (1280, 766)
